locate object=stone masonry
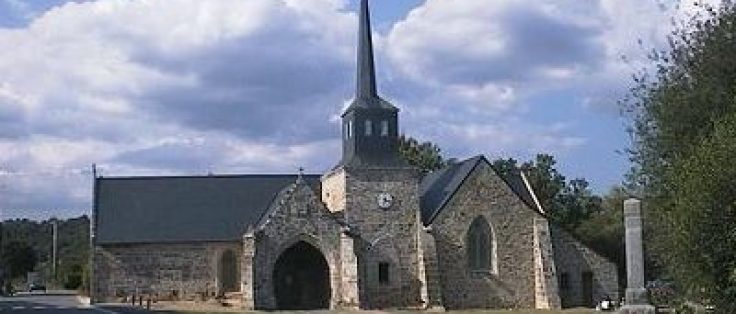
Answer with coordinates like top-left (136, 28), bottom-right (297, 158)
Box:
top-left (551, 225), bottom-right (619, 307)
top-left (328, 166), bottom-right (424, 309)
top-left (93, 242), bottom-right (241, 302)
top-left (249, 179), bottom-right (344, 309)
top-left (430, 161), bottom-right (538, 309)
top-left (93, 160), bottom-right (620, 310)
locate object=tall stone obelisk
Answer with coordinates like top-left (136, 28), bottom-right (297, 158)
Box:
top-left (619, 198), bottom-right (655, 314)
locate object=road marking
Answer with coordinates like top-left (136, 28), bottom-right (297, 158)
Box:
top-left (12, 306), bottom-right (25, 310)
top-left (92, 306), bottom-right (122, 314)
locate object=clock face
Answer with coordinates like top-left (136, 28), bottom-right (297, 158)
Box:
top-left (377, 192), bottom-right (394, 209)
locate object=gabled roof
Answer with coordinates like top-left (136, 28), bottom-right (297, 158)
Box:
top-left (420, 156), bottom-right (483, 225)
top-left (418, 155), bottom-right (540, 226)
top-left (95, 174), bottom-right (319, 244)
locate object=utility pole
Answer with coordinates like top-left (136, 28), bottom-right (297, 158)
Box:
top-left (52, 219), bottom-right (58, 281)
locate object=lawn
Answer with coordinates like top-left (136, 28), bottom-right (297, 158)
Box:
top-left (156, 310), bottom-right (595, 314)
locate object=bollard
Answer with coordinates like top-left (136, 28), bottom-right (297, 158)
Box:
top-left (139, 295), bottom-right (143, 307)
top-left (131, 295), bottom-right (136, 305)
top-left (146, 297), bottom-right (151, 310)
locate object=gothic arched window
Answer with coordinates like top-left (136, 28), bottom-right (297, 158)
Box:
top-left (466, 216), bottom-right (494, 272)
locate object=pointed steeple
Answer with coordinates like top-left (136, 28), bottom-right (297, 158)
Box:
top-left (357, 0), bottom-right (377, 100)
top-left (339, 0), bottom-right (403, 167)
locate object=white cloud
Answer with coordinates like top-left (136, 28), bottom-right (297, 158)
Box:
top-left (0, 0), bottom-right (356, 217)
top-left (0, 0), bottom-right (723, 218)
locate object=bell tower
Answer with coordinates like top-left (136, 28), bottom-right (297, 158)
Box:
top-left (341, 0), bottom-right (402, 167)
top-left (322, 0), bottom-right (423, 309)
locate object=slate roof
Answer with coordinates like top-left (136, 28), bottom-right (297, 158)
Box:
top-left (419, 155), bottom-right (541, 226)
top-left (95, 156), bottom-right (543, 244)
top-left (419, 156), bottom-right (484, 225)
top-left (95, 174), bottom-right (319, 244)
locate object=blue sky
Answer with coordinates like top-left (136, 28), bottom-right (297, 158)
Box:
top-left (0, 0), bottom-right (710, 219)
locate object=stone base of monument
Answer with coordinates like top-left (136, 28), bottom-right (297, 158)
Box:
top-left (618, 304), bottom-right (656, 314)
top-left (618, 288), bottom-right (656, 314)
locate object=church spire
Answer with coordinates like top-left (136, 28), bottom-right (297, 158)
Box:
top-left (356, 0), bottom-right (377, 100)
top-left (339, 0), bottom-right (402, 167)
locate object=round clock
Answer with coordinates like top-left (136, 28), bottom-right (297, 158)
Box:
top-left (377, 192), bottom-right (394, 209)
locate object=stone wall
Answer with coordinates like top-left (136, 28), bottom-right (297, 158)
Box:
top-left (550, 225), bottom-right (619, 308)
top-left (322, 168), bottom-right (346, 213)
top-left (343, 166), bottom-right (423, 309)
top-left (419, 227), bottom-right (444, 309)
top-left (250, 180), bottom-right (345, 310)
top-left (430, 161), bottom-right (538, 309)
top-left (533, 217), bottom-right (562, 309)
top-left (93, 241), bottom-right (241, 302)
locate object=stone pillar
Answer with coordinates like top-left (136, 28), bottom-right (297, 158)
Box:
top-left (619, 199), bottom-right (655, 314)
top-left (339, 230), bottom-right (360, 309)
top-left (418, 227), bottom-right (445, 310)
top-left (241, 233), bottom-right (256, 310)
top-left (533, 217), bottom-right (561, 309)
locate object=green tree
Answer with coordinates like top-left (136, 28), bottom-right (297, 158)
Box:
top-left (623, 2), bottom-right (736, 310)
top-left (1, 241), bottom-right (37, 280)
top-left (398, 135), bottom-right (446, 173)
top-left (492, 154), bottom-right (602, 230)
top-left (575, 186), bottom-right (627, 288)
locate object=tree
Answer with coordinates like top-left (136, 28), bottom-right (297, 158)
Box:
top-left (1, 241), bottom-right (37, 280)
top-left (398, 135), bottom-right (446, 173)
top-left (492, 154), bottom-right (602, 230)
top-left (0, 216), bottom-right (90, 289)
top-left (623, 2), bottom-right (736, 310)
top-left (575, 186), bottom-right (627, 289)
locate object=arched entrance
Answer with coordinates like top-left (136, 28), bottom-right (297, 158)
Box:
top-left (272, 241), bottom-right (331, 310)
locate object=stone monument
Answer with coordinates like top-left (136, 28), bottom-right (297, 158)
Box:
top-left (619, 198), bottom-right (655, 314)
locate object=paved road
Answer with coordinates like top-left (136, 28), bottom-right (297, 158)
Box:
top-left (0, 293), bottom-right (150, 314)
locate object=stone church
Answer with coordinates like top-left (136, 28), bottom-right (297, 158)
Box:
top-left (91, 0), bottom-right (618, 310)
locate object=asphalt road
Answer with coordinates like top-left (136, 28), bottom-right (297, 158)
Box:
top-left (0, 292), bottom-right (150, 314)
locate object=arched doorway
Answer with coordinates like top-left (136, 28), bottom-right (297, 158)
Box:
top-left (218, 249), bottom-right (239, 294)
top-left (272, 241), bottom-right (331, 310)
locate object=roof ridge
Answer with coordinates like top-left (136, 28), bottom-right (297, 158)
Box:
top-left (98, 174), bottom-right (322, 180)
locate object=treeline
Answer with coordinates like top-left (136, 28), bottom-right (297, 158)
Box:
top-left (1, 216), bottom-right (89, 290)
top-left (622, 1), bottom-right (736, 311)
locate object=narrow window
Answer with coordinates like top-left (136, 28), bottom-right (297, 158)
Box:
top-left (344, 122), bottom-right (349, 139)
top-left (365, 120), bottom-right (373, 136)
top-left (378, 262), bottom-right (390, 284)
top-left (381, 120), bottom-right (389, 136)
top-left (347, 120), bottom-right (353, 138)
top-left (466, 216), bottom-right (493, 272)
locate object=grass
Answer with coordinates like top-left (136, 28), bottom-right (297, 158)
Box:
top-left (155, 309), bottom-right (595, 314)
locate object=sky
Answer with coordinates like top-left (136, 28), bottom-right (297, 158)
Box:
top-left (0, 0), bottom-right (718, 220)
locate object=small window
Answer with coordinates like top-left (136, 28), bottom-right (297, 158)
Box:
top-left (381, 120), bottom-right (389, 136)
top-left (365, 120), bottom-right (373, 136)
top-left (378, 262), bottom-right (390, 284)
top-left (559, 272), bottom-right (569, 290)
top-left (347, 120), bottom-right (353, 138)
